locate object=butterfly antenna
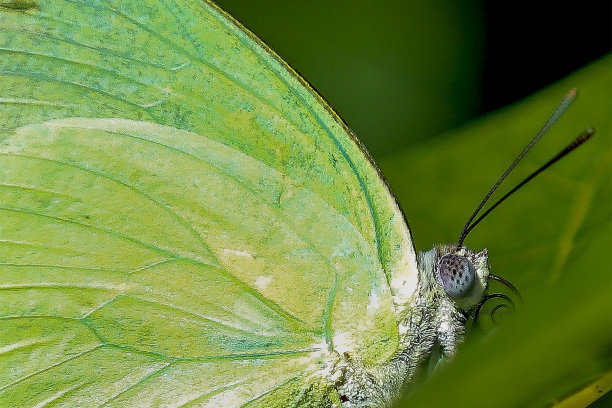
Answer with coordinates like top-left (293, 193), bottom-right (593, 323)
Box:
top-left (457, 89), bottom-right (578, 247)
top-left (489, 273), bottom-right (522, 302)
top-left (473, 293), bottom-right (514, 324)
top-left (460, 128), bottom-right (594, 242)
top-left (489, 303), bottom-right (511, 325)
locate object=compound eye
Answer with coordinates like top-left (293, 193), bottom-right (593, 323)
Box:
top-left (438, 254), bottom-right (475, 298)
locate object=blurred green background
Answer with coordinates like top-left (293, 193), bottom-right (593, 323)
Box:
top-left (214, 1), bottom-right (611, 407)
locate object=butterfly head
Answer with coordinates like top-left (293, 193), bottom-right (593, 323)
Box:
top-left (434, 246), bottom-right (490, 311)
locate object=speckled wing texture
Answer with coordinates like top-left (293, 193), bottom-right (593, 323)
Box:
top-left (0, 1), bottom-right (418, 406)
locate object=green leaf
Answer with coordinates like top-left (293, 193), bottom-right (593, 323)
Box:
top-left (382, 55), bottom-right (612, 408)
top-left (553, 372), bottom-right (612, 408)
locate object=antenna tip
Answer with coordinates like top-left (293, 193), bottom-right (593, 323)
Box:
top-left (568, 88), bottom-right (578, 98)
top-left (578, 128), bottom-right (595, 143)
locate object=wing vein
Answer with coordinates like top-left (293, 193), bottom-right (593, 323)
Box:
top-left (176, 379), bottom-right (248, 408)
top-left (0, 262), bottom-right (123, 273)
top-left (0, 47), bottom-right (167, 99)
top-left (0, 152), bottom-right (219, 266)
top-left (241, 376), bottom-right (301, 408)
top-left (24, 27), bottom-right (181, 71)
top-left (0, 284), bottom-right (122, 291)
top-left (0, 239), bottom-right (91, 255)
top-left (0, 344), bottom-right (102, 393)
top-left (0, 182), bottom-right (79, 199)
top-left (0, 204), bottom-right (178, 261)
top-left (0, 70), bottom-right (157, 118)
top-left (31, 382), bottom-right (87, 408)
top-left (121, 294), bottom-right (309, 339)
top-left (95, 363), bottom-right (172, 408)
top-left (0, 97), bottom-right (76, 108)
top-left (0, 336), bottom-right (53, 357)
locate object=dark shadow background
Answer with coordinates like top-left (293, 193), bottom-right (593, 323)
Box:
top-left (215, 0), bottom-right (610, 158)
top-left (481, 1), bottom-right (611, 111)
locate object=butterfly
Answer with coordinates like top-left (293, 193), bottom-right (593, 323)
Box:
top-left (0, 1), bottom-right (596, 407)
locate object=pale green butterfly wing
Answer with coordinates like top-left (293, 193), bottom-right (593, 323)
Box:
top-left (0, 119), bottom-right (344, 405)
top-left (0, 0), bottom-right (418, 405)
